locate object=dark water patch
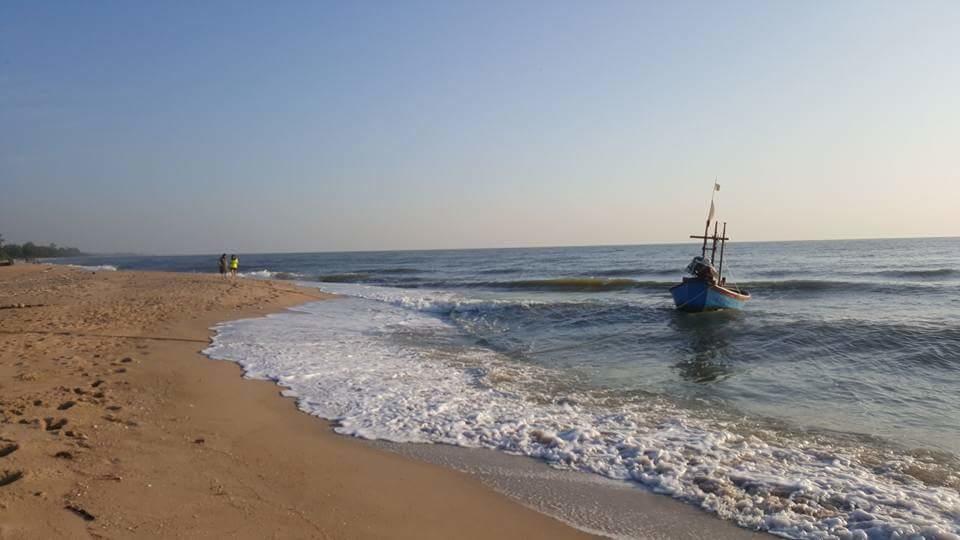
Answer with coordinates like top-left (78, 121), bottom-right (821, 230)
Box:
top-left (752, 269), bottom-right (817, 278)
top-left (308, 273), bottom-right (429, 286)
top-left (585, 267), bottom-right (677, 277)
top-left (315, 273), bottom-right (372, 283)
top-left (476, 267), bottom-right (526, 275)
top-left (353, 267), bottom-right (422, 275)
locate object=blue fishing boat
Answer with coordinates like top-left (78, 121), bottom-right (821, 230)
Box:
top-left (670, 183), bottom-right (750, 312)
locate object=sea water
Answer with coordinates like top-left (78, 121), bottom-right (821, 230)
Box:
top-left (58, 238), bottom-right (960, 539)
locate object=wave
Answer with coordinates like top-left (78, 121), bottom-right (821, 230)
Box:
top-left (314, 282), bottom-right (960, 376)
top-left (239, 269), bottom-right (303, 280)
top-left (312, 282), bottom-right (561, 315)
top-left (205, 298), bottom-right (960, 540)
top-left (67, 264), bottom-right (118, 272)
top-left (242, 269), bottom-right (421, 284)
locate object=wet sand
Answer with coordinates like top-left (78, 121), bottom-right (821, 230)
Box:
top-left (0, 265), bottom-right (762, 539)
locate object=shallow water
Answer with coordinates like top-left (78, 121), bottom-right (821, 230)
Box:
top-left (59, 238), bottom-right (960, 539)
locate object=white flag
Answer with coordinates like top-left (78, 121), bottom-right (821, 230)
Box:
top-left (707, 199), bottom-right (715, 224)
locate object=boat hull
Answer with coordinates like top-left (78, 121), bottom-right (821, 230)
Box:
top-left (670, 278), bottom-right (750, 312)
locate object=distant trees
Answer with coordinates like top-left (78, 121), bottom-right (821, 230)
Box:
top-left (0, 235), bottom-right (84, 260)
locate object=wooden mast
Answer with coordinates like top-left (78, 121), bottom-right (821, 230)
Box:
top-left (709, 221), bottom-right (719, 264)
top-left (689, 223), bottom-right (730, 256)
top-left (718, 222), bottom-right (727, 280)
top-left (690, 181), bottom-right (727, 262)
top-left (700, 219), bottom-right (710, 258)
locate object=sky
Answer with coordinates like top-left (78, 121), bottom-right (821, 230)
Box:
top-left (2, 1), bottom-right (958, 254)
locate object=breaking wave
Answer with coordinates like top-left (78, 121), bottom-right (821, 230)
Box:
top-left (67, 264), bottom-right (118, 272)
top-left (205, 293), bottom-right (960, 540)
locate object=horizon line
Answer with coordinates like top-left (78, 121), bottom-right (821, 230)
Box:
top-left (74, 233), bottom-right (960, 258)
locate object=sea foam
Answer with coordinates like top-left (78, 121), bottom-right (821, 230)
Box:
top-left (67, 264), bottom-right (118, 272)
top-left (204, 285), bottom-right (960, 540)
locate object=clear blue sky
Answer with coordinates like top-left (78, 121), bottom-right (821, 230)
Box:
top-left (2, 1), bottom-right (958, 254)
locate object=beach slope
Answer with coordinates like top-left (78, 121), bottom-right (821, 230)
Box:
top-left (0, 266), bottom-right (595, 539)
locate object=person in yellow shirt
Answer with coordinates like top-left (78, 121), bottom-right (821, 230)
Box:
top-left (229, 254), bottom-right (239, 277)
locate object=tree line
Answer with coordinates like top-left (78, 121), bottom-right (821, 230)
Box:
top-left (0, 233), bottom-right (84, 260)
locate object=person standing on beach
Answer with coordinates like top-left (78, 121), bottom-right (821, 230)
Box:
top-left (230, 254), bottom-right (239, 277)
top-left (219, 254), bottom-right (228, 277)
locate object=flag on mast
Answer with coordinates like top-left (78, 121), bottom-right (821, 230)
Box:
top-left (706, 179), bottom-right (719, 224)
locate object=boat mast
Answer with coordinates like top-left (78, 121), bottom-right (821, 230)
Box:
top-left (700, 218), bottom-right (710, 258)
top-left (700, 182), bottom-right (717, 258)
top-left (689, 181), bottom-right (726, 263)
top-left (718, 222), bottom-right (727, 279)
top-left (709, 221), bottom-right (719, 264)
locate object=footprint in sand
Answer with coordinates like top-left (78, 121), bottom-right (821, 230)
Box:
top-left (65, 503), bottom-right (95, 521)
top-left (57, 401), bottom-right (76, 411)
top-left (43, 418), bottom-right (68, 431)
top-left (0, 442), bottom-right (19, 458)
top-left (0, 470), bottom-right (24, 487)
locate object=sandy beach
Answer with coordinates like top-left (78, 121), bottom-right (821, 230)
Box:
top-left (0, 265), bottom-right (766, 539)
top-left (0, 265), bottom-right (598, 538)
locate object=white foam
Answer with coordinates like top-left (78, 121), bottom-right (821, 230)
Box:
top-left (307, 281), bottom-right (573, 313)
top-left (205, 289), bottom-right (960, 540)
top-left (67, 264), bottom-right (118, 272)
top-left (239, 269), bottom-right (280, 279)
top-left (239, 269), bottom-right (303, 280)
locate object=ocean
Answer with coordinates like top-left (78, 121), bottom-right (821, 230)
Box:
top-left (58, 237), bottom-right (960, 539)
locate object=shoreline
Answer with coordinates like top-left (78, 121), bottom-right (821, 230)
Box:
top-left (0, 265), bottom-right (593, 538)
top-left (1, 265), bottom-right (762, 539)
top-left (368, 440), bottom-right (768, 539)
